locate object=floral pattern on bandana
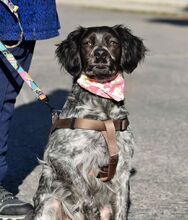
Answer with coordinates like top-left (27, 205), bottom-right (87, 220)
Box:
top-left (77, 74), bottom-right (125, 102)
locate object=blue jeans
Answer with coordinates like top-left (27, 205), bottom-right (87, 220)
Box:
top-left (0, 41), bottom-right (36, 182)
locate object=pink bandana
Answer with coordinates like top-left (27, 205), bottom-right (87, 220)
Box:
top-left (77, 73), bottom-right (125, 102)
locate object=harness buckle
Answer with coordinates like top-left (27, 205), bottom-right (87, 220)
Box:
top-left (70, 118), bottom-right (76, 130)
top-left (120, 119), bottom-right (128, 131)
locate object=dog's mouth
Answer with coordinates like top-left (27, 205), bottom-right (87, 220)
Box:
top-left (87, 64), bottom-right (109, 70)
top-left (86, 64), bottom-right (118, 83)
top-left (93, 64), bottom-right (108, 70)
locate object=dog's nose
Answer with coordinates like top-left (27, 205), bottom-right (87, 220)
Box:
top-left (94, 48), bottom-right (108, 61)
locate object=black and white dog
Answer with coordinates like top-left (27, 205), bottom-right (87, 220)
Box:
top-left (30, 25), bottom-right (146, 220)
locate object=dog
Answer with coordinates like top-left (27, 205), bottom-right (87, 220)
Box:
top-left (29, 25), bottom-right (146, 220)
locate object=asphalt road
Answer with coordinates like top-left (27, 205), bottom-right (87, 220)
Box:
top-left (3, 4), bottom-right (188, 220)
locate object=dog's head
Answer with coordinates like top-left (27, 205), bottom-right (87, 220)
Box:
top-left (56, 25), bottom-right (146, 82)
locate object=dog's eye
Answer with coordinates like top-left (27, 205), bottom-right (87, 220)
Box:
top-left (83, 41), bottom-right (93, 47)
top-left (109, 41), bottom-right (119, 46)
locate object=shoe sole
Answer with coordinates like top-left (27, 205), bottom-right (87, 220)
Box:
top-left (0, 215), bottom-right (25, 220)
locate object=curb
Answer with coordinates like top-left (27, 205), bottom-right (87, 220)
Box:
top-left (58, 0), bottom-right (188, 16)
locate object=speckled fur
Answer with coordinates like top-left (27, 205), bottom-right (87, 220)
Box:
top-left (31, 84), bottom-right (134, 220)
top-left (29, 25), bottom-right (146, 220)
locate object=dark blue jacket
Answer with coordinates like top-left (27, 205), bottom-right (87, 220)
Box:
top-left (0, 0), bottom-right (60, 40)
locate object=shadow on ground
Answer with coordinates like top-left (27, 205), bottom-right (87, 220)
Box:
top-left (148, 17), bottom-right (188, 26)
top-left (3, 89), bottom-right (69, 194)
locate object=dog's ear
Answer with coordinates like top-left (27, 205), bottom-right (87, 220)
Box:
top-left (56, 27), bottom-right (85, 77)
top-left (113, 25), bottom-right (147, 73)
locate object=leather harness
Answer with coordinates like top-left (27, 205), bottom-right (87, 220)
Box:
top-left (51, 117), bottom-right (129, 182)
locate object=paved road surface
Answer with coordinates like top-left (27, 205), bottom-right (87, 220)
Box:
top-left (3, 4), bottom-right (188, 220)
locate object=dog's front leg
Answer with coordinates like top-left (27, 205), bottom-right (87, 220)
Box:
top-left (34, 198), bottom-right (67, 220)
top-left (73, 175), bottom-right (101, 220)
top-left (77, 185), bottom-right (99, 218)
top-left (31, 178), bottom-right (69, 220)
top-left (115, 176), bottom-right (130, 220)
top-left (29, 167), bottom-right (70, 220)
top-left (100, 205), bottom-right (113, 220)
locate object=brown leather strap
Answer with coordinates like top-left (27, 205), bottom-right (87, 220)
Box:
top-left (51, 117), bottom-right (129, 182)
top-left (97, 120), bottom-right (119, 182)
top-left (51, 118), bottom-right (129, 133)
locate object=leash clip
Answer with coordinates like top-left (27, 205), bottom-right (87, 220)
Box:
top-left (70, 118), bottom-right (76, 130)
top-left (12, 5), bottom-right (19, 13)
top-left (120, 119), bottom-right (129, 131)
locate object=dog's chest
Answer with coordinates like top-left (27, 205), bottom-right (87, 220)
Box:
top-left (59, 85), bottom-right (129, 121)
top-left (48, 128), bottom-right (109, 170)
top-left (46, 85), bottom-right (130, 180)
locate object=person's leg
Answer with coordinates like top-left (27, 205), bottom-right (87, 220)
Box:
top-left (0, 41), bottom-right (36, 218)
